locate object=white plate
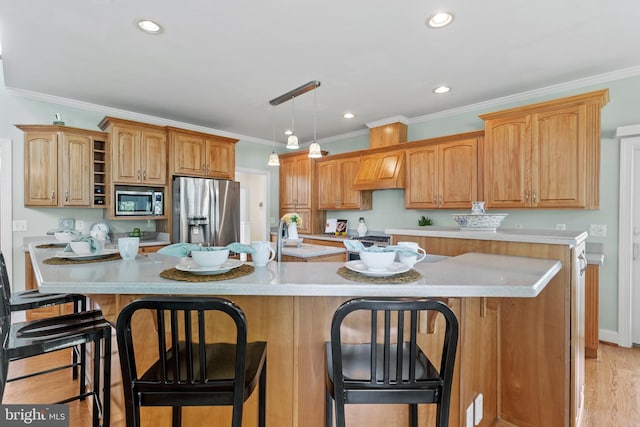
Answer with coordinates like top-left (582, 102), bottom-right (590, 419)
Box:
top-left (175, 259), bottom-right (243, 275)
top-left (55, 248), bottom-right (119, 261)
top-left (345, 261), bottom-right (410, 277)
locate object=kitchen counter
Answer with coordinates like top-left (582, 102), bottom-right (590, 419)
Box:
top-left (29, 243), bottom-right (560, 298)
top-left (385, 226), bottom-right (587, 247)
top-left (23, 233), bottom-right (171, 251)
top-left (27, 243), bottom-right (564, 427)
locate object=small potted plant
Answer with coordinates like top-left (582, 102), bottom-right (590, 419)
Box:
top-left (418, 216), bottom-right (433, 226)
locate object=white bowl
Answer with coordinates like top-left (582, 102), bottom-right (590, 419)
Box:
top-left (69, 241), bottom-right (91, 255)
top-left (54, 231), bottom-right (75, 243)
top-left (359, 250), bottom-right (396, 272)
top-left (191, 248), bottom-right (229, 268)
top-left (451, 213), bottom-right (508, 231)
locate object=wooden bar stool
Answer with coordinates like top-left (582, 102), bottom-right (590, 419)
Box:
top-left (115, 296), bottom-right (267, 427)
top-left (325, 297), bottom-right (458, 427)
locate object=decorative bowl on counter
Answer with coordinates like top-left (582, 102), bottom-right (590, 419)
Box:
top-left (359, 250), bottom-right (396, 272)
top-left (191, 248), bottom-right (229, 268)
top-left (451, 213), bottom-right (508, 232)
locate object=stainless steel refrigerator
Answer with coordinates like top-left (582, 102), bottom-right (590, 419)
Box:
top-left (172, 176), bottom-right (240, 246)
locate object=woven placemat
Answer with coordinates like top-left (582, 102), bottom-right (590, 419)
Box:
top-left (160, 264), bottom-right (255, 282)
top-left (36, 243), bottom-right (67, 249)
top-left (336, 266), bottom-right (422, 284)
top-left (43, 253), bottom-right (122, 265)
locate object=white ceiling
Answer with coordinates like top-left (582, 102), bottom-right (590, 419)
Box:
top-left (1, 0), bottom-right (639, 146)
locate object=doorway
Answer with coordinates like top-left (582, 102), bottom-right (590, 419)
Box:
top-left (617, 125), bottom-right (640, 347)
top-left (236, 168), bottom-right (270, 244)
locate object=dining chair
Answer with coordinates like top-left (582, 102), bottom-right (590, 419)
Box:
top-left (0, 253), bottom-right (112, 427)
top-left (115, 296), bottom-right (267, 427)
top-left (325, 297), bottom-right (458, 427)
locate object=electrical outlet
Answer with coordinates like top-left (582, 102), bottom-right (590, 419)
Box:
top-left (474, 393), bottom-right (483, 425)
top-left (12, 220), bottom-right (27, 232)
top-left (466, 403), bottom-right (474, 427)
top-left (556, 224), bottom-right (566, 230)
top-left (76, 220), bottom-right (85, 231)
top-left (515, 223), bottom-right (523, 229)
top-left (589, 224), bottom-right (607, 237)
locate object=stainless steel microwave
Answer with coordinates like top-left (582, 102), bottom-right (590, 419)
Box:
top-left (115, 188), bottom-right (164, 216)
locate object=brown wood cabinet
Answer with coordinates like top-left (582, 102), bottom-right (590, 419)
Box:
top-left (368, 122), bottom-right (407, 148)
top-left (352, 149), bottom-right (406, 190)
top-left (24, 253), bottom-right (75, 320)
top-left (98, 117), bottom-right (167, 186)
top-left (404, 132), bottom-right (482, 209)
top-left (167, 127), bottom-right (238, 180)
top-left (480, 90), bottom-right (608, 209)
top-left (19, 125), bottom-right (106, 208)
top-left (279, 151), bottom-right (326, 234)
top-left (316, 155), bottom-right (372, 210)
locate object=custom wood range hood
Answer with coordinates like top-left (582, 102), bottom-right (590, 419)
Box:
top-left (351, 122), bottom-right (407, 190)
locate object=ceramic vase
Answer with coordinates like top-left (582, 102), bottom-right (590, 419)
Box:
top-left (288, 222), bottom-right (299, 239)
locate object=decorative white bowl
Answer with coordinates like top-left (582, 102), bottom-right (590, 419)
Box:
top-left (191, 248), bottom-right (229, 268)
top-left (451, 213), bottom-right (508, 231)
top-left (359, 250), bottom-right (396, 272)
top-left (69, 241), bottom-right (92, 255)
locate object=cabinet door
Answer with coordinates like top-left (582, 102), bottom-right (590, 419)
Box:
top-left (439, 139), bottom-right (478, 208)
top-left (484, 116), bottom-right (530, 208)
top-left (59, 132), bottom-right (92, 206)
top-left (282, 156), bottom-right (311, 209)
top-left (173, 133), bottom-right (205, 176)
top-left (24, 131), bottom-right (58, 206)
top-left (205, 138), bottom-right (235, 179)
top-left (404, 145), bottom-right (439, 209)
top-left (294, 156), bottom-right (311, 208)
top-left (338, 157), bottom-right (364, 209)
top-left (140, 129), bottom-right (167, 184)
top-left (112, 125), bottom-right (141, 183)
top-left (316, 161), bottom-right (338, 209)
top-left (532, 105), bottom-right (586, 208)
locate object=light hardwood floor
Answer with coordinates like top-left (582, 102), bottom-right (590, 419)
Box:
top-left (2, 342), bottom-right (639, 426)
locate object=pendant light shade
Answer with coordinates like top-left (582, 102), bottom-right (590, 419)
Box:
top-left (308, 88), bottom-right (322, 158)
top-left (286, 97), bottom-right (299, 149)
top-left (267, 105), bottom-right (280, 166)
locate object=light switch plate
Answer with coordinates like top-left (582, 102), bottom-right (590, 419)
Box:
top-left (466, 403), bottom-right (474, 427)
top-left (474, 393), bottom-right (483, 425)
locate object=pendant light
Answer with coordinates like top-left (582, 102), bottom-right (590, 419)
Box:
top-left (308, 89), bottom-right (322, 158)
top-left (267, 105), bottom-right (280, 166)
top-left (286, 96), bottom-right (299, 149)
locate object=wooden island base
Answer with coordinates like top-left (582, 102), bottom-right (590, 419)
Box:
top-left (91, 290), bottom-right (557, 427)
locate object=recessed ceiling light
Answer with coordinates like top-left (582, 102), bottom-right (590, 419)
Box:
top-left (433, 85), bottom-right (451, 94)
top-left (343, 112), bottom-right (355, 119)
top-left (427, 12), bottom-right (454, 28)
top-left (284, 129), bottom-right (293, 136)
top-left (136, 19), bottom-right (163, 34)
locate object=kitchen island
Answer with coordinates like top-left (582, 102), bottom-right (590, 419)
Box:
top-left (29, 244), bottom-right (563, 427)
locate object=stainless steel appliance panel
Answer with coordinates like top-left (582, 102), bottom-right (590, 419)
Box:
top-left (172, 177), bottom-right (240, 246)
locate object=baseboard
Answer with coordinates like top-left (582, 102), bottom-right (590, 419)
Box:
top-left (599, 328), bottom-right (619, 345)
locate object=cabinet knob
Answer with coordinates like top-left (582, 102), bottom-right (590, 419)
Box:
top-left (50, 190), bottom-right (55, 200)
top-left (137, 170), bottom-right (141, 180)
top-left (532, 191), bottom-right (538, 203)
top-left (64, 191), bottom-right (69, 202)
top-left (143, 171), bottom-right (147, 180)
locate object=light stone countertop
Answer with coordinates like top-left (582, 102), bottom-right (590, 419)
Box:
top-left (276, 242), bottom-right (345, 258)
top-left (385, 226), bottom-right (588, 247)
top-left (29, 243), bottom-right (561, 298)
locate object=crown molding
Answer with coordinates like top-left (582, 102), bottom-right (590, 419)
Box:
top-left (365, 116), bottom-right (409, 128)
top-left (409, 65), bottom-right (640, 125)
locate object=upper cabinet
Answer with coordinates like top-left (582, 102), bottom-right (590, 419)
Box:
top-left (278, 151), bottom-right (326, 234)
top-left (404, 132), bottom-right (482, 209)
top-left (352, 149), bottom-right (406, 190)
top-left (99, 117), bottom-right (167, 186)
top-left (18, 125), bottom-right (107, 208)
top-left (480, 90), bottom-right (609, 209)
top-left (167, 127), bottom-right (238, 180)
top-left (369, 122), bottom-right (407, 148)
top-left (316, 155), bottom-right (372, 210)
